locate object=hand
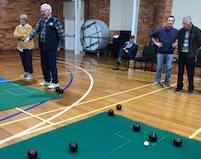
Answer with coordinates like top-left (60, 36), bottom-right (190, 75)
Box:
top-left (172, 42), bottom-right (178, 48)
top-left (57, 47), bottom-right (61, 51)
top-left (21, 36), bottom-right (27, 41)
top-left (156, 42), bottom-right (163, 48)
top-left (125, 49), bottom-right (129, 53)
top-left (24, 37), bottom-right (30, 44)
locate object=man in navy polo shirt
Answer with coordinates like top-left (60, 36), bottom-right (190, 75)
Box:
top-left (24, 3), bottom-right (65, 89)
top-left (150, 16), bottom-right (178, 88)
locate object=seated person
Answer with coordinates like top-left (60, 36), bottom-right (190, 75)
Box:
top-left (113, 35), bottom-right (138, 70)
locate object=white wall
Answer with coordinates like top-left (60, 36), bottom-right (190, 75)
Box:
top-left (64, 19), bottom-right (84, 51)
top-left (63, 0), bottom-right (84, 51)
top-left (109, 0), bottom-right (133, 30)
top-left (63, 0), bottom-right (84, 19)
top-left (172, 0), bottom-right (201, 29)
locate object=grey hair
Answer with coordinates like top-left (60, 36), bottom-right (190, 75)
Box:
top-left (40, 3), bottom-right (52, 13)
top-left (182, 16), bottom-right (192, 23)
top-left (20, 14), bottom-right (28, 20)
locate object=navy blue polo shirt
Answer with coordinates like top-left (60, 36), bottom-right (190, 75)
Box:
top-left (150, 27), bottom-right (178, 54)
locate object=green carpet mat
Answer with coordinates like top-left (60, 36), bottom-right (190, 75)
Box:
top-left (0, 81), bottom-right (61, 111)
top-left (0, 113), bottom-right (201, 159)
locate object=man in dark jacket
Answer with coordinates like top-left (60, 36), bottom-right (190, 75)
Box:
top-left (174, 16), bottom-right (201, 95)
top-left (113, 35), bottom-right (138, 70)
top-left (24, 3), bottom-right (65, 89)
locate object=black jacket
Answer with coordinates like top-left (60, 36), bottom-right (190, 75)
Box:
top-left (178, 25), bottom-right (201, 58)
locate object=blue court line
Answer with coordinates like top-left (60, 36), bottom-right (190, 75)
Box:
top-left (0, 80), bottom-right (11, 83)
top-left (0, 69), bottom-right (74, 122)
top-left (0, 77), bottom-right (7, 81)
top-left (0, 77), bottom-right (10, 83)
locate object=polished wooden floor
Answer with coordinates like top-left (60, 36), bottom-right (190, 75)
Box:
top-left (0, 50), bottom-right (201, 148)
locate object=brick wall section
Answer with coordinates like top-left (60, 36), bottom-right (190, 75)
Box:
top-left (84, 0), bottom-right (110, 25)
top-left (136, 0), bottom-right (173, 55)
top-left (0, 0), bottom-right (173, 51)
top-left (153, 0), bottom-right (173, 28)
top-left (0, 0), bottom-right (63, 50)
top-left (84, 0), bottom-right (173, 55)
top-left (136, 0), bottom-right (156, 49)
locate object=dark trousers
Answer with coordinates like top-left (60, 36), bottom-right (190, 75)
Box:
top-left (177, 52), bottom-right (195, 91)
top-left (19, 49), bottom-right (33, 74)
top-left (118, 49), bottom-right (135, 61)
top-left (40, 48), bottom-right (58, 84)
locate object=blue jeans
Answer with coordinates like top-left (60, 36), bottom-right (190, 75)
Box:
top-left (155, 53), bottom-right (173, 84)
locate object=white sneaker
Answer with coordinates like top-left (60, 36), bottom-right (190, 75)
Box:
top-left (38, 81), bottom-right (51, 86)
top-left (48, 83), bottom-right (59, 89)
top-left (152, 82), bottom-right (160, 87)
top-left (162, 83), bottom-right (171, 88)
top-left (20, 72), bottom-right (28, 79)
top-left (25, 74), bottom-right (33, 81)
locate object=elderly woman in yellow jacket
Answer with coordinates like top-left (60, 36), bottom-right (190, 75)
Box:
top-left (13, 14), bottom-right (34, 80)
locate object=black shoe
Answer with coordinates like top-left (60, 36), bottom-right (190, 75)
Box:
top-left (174, 87), bottom-right (183, 93)
top-left (112, 61), bottom-right (121, 70)
top-left (112, 65), bottom-right (119, 70)
top-left (188, 90), bottom-right (194, 95)
top-left (117, 60), bottom-right (122, 65)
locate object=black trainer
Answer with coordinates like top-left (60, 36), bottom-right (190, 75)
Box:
top-left (112, 65), bottom-right (119, 70)
top-left (174, 87), bottom-right (183, 93)
top-left (188, 90), bottom-right (194, 95)
top-left (112, 61), bottom-right (121, 70)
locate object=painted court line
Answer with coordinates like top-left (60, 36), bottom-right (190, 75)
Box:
top-left (54, 84), bottom-right (177, 126)
top-left (0, 62), bottom-right (104, 123)
top-left (2, 56), bottom-right (201, 140)
top-left (0, 65), bottom-right (92, 124)
top-left (1, 84), bottom-right (177, 145)
top-left (0, 69), bottom-right (73, 122)
top-left (37, 56), bottom-right (151, 83)
top-left (0, 63), bottom-right (94, 145)
top-left (24, 82), bottom-right (201, 140)
top-left (0, 83), bottom-right (153, 127)
top-left (189, 127), bottom-right (201, 139)
top-left (15, 108), bottom-right (53, 125)
top-left (0, 64), bottom-right (101, 122)
top-left (70, 67), bottom-right (103, 74)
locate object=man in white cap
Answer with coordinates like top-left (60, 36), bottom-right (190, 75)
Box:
top-left (24, 3), bottom-right (65, 89)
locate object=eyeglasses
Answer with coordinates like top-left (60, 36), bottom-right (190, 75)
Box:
top-left (41, 9), bottom-right (49, 12)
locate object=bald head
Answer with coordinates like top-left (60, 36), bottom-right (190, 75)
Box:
top-left (182, 16), bottom-right (192, 31)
